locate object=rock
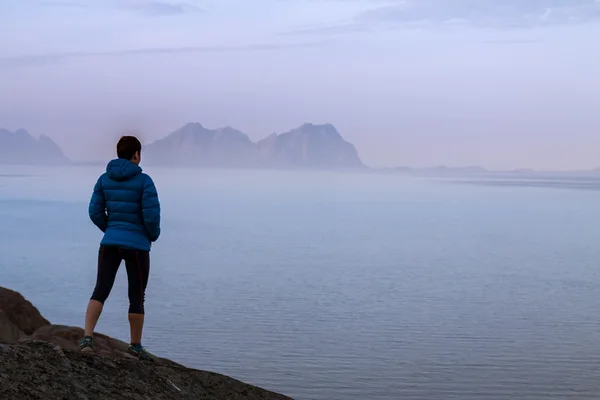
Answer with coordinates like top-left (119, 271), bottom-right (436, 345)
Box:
top-left (0, 287), bottom-right (293, 399)
top-left (0, 310), bottom-right (24, 343)
top-left (30, 324), bottom-right (130, 358)
top-left (29, 324), bottom-right (179, 363)
top-left (0, 341), bottom-right (292, 400)
top-left (0, 287), bottom-right (50, 335)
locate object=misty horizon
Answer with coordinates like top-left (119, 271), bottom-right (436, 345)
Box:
top-left (1, 0), bottom-right (599, 170)
top-left (3, 123), bottom-right (600, 172)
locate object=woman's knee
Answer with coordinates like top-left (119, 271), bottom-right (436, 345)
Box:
top-left (90, 286), bottom-right (110, 304)
top-left (128, 289), bottom-right (146, 314)
top-left (128, 300), bottom-right (145, 314)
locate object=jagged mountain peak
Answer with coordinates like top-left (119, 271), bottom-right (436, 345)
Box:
top-left (144, 122), bottom-right (364, 169)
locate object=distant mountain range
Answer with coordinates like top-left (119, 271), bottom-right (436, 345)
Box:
top-left (0, 123), bottom-right (364, 170)
top-left (0, 129), bottom-right (69, 165)
top-left (2, 125), bottom-right (600, 174)
top-left (143, 122), bottom-right (365, 169)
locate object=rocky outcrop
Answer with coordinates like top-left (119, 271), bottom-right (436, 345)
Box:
top-left (30, 324), bottom-right (138, 359)
top-left (0, 286), bottom-right (50, 339)
top-left (0, 310), bottom-right (24, 343)
top-left (0, 287), bottom-right (292, 400)
top-left (143, 122), bottom-right (365, 169)
top-left (0, 129), bottom-right (70, 165)
top-left (0, 341), bottom-right (292, 400)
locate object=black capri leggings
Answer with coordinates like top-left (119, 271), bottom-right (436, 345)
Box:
top-left (90, 245), bottom-right (150, 314)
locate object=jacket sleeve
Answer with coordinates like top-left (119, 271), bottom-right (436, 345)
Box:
top-left (142, 175), bottom-right (161, 242)
top-left (89, 176), bottom-right (108, 232)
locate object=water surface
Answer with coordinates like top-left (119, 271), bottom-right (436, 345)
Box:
top-left (1, 167), bottom-right (600, 400)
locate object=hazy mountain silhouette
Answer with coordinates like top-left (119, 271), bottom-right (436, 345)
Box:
top-left (143, 123), bottom-right (257, 167)
top-left (144, 122), bottom-right (365, 169)
top-left (0, 129), bottom-right (70, 165)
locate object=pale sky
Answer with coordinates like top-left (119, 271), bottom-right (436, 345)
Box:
top-left (1, 0), bottom-right (599, 169)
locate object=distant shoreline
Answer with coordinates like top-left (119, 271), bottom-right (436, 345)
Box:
top-left (3, 162), bottom-right (600, 176)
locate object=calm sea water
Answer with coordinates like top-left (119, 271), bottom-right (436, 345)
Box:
top-left (2, 166), bottom-right (600, 400)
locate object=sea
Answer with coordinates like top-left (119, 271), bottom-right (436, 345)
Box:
top-left (1, 165), bottom-right (600, 400)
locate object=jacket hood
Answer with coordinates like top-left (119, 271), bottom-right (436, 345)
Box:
top-left (106, 158), bottom-right (142, 181)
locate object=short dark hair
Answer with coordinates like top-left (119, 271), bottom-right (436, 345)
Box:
top-left (117, 136), bottom-right (142, 160)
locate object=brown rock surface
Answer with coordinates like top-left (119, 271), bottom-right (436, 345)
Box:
top-left (0, 286), bottom-right (50, 334)
top-left (0, 310), bottom-right (24, 343)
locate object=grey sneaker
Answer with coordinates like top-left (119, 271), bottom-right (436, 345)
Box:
top-left (127, 344), bottom-right (154, 361)
top-left (79, 336), bottom-right (94, 353)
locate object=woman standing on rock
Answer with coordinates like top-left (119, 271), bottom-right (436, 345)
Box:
top-left (80, 136), bottom-right (161, 360)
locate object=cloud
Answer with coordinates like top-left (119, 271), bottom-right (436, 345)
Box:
top-left (287, 0), bottom-right (600, 35)
top-left (40, 1), bottom-right (87, 7)
top-left (355, 0), bottom-right (600, 29)
top-left (40, 0), bottom-right (201, 16)
top-left (121, 0), bottom-right (200, 16)
top-left (0, 41), bottom-right (327, 68)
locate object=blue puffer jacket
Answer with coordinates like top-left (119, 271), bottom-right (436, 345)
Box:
top-left (89, 159), bottom-right (161, 251)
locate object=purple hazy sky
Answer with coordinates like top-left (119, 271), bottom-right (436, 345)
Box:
top-left (1, 0), bottom-right (599, 169)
